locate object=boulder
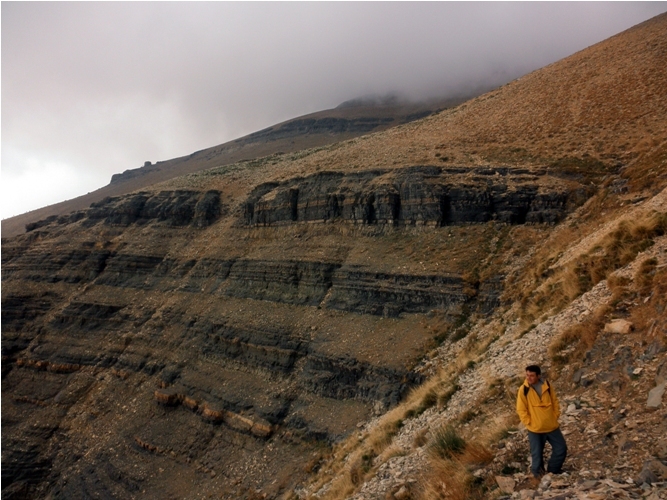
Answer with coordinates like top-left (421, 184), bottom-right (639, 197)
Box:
top-left (604, 319), bottom-right (633, 334)
top-left (495, 475), bottom-right (516, 493)
top-left (654, 438), bottom-right (667, 460)
top-left (635, 459), bottom-right (667, 485)
top-left (656, 361), bottom-right (667, 385)
top-left (393, 485), bottom-right (410, 500)
top-left (647, 382), bottom-right (666, 408)
top-left (580, 480), bottom-right (599, 490)
top-left (154, 388), bottom-right (181, 406)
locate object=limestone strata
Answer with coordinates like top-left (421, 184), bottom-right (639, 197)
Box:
top-left (242, 166), bottom-right (587, 227)
top-left (303, 355), bottom-right (423, 405)
top-left (3, 242), bottom-right (501, 316)
top-left (324, 268), bottom-right (472, 317)
top-left (222, 259), bottom-right (340, 306)
top-left (15, 359), bottom-right (81, 374)
top-left (25, 189), bottom-right (222, 231)
top-left (1, 248), bottom-right (111, 284)
top-left (190, 319), bottom-right (305, 373)
top-left (0, 167), bottom-right (517, 500)
top-left (154, 388), bottom-right (273, 437)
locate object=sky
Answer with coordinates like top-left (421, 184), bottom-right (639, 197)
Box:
top-left (2, 2), bottom-right (666, 220)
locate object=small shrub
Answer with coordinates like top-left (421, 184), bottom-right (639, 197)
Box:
top-left (636, 257), bottom-right (658, 292)
top-left (421, 390), bottom-right (438, 410)
top-left (459, 409), bottom-right (478, 424)
top-left (434, 331), bottom-right (449, 344)
top-left (450, 326), bottom-right (470, 342)
top-left (413, 428), bottom-right (429, 448)
top-left (438, 384), bottom-right (460, 408)
top-left (429, 425), bottom-right (466, 459)
top-left (349, 452), bottom-right (374, 485)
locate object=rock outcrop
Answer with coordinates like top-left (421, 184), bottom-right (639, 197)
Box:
top-left (242, 167), bottom-right (587, 227)
top-left (25, 190), bottom-right (222, 232)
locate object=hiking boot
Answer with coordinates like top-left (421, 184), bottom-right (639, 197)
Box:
top-left (528, 476), bottom-right (541, 488)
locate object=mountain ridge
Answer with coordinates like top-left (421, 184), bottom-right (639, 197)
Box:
top-left (1, 92), bottom-right (482, 239)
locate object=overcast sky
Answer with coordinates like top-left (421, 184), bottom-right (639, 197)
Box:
top-left (2, 2), bottom-right (666, 220)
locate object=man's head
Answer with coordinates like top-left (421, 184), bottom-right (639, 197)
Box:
top-left (525, 365), bottom-right (541, 385)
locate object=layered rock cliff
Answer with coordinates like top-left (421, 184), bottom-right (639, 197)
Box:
top-left (1, 161), bottom-right (591, 499)
top-left (3, 12), bottom-right (667, 500)
top-left (242, 167), bottom-right (583, 228)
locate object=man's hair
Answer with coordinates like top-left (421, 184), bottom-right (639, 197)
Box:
top-left (525, 365), bottom-right (541, 375)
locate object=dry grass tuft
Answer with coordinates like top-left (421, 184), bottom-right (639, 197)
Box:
top-left (428, 425), bottom-right (466, 460)
top-left (421, 458), bottom-right (476, 500)
top-left (349, 452), bottom-right (375, 486)
top-left (421, 438), bottom-right (494, 500)
top-left (460, 443), bottom-right (495, 467)
top-left (314, 475), bottom-right (356, 500)
top-left (419, 409), bottom-right (519, 500)
top-left (413, 428), bottom-right (429, 449)
top-left (630, 265), bottom-right (667, 346)
top-left (522, 211), bottom-right (667, 320)
top-left (549, 305), bottom-right (609, 368)
top-left (635, 257), bottom-right (659, 293)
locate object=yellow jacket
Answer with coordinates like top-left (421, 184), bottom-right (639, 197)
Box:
top-left (516, 379), bottom-right (560, 433)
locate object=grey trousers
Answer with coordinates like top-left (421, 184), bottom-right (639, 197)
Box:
top-left (527, 428), bottom-right (567, 476)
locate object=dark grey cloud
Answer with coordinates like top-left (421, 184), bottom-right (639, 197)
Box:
top-left (3, 2), bottom-right (666, 218)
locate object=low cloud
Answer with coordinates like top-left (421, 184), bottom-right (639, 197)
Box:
top-left (2, 2), bottom-right (666, 218)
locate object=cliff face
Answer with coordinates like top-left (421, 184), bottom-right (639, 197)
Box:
top-left (3, 13), bottom-right (667, 500)
top-left (242, 166), bottom-right (584, 227)
top-left (1, 164), bottom-right (589, 499)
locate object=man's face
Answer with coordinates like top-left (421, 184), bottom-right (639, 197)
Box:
top-left (526, 370), bottom-right (539, 385)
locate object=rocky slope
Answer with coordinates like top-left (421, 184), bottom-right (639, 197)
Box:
top-left (3, 12), bottom-right (667, 500)
top-left (300, 187), bottom-right (666, 500)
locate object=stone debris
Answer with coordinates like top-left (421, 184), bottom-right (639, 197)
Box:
top-left (647, 382), bottom-right (666, 408)
top-left (496, 475), bottom-right (517, 493)
top-left (504, 474), bottom-right (667, 499)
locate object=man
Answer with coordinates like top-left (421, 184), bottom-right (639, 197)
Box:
top-left (516, 365), bottom-right (567, 478)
